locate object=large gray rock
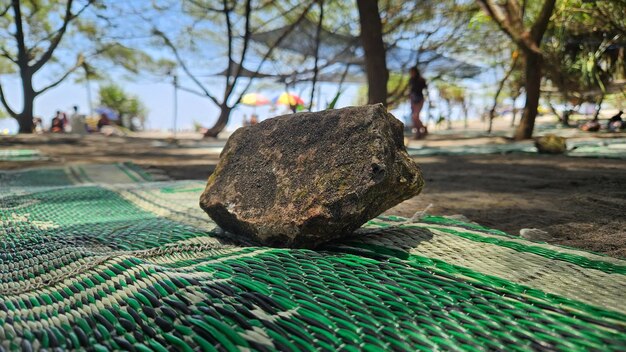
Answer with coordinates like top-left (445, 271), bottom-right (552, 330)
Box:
top-left (199, 104), bottom-right (424, 248)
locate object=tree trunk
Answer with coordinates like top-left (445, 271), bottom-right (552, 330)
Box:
top-left (593, 93), bottom-right (604, 121)
top-left (514, 51), bottom-right (542, 140)
top-left (309, 0), bottom-right (324, 111)
top-left (17, 111), bottom-right (34, 134)
top-left (510, 94), bottom-right (520, 127)
top-left (356, 0), bottom-right (388, 106)
top-left (17, 71), bottom-right (35, 133)
top-left (511, 107), bottom-right (517, 127)
top-left (203, 106), bottom-right (232, 138)
top-left (463, 101), bottom-right (468, 129)
top-left (446, 100), bottom-right (453, 130)
top-left (562, 109), bottom-right (571, 127)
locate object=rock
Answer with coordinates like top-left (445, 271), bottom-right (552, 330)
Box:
top-left (199, 104), bottom-right (424, 248)
top-left (520, 228), bottom-right (552, 242)
top-left (535, 134), bottom-right (567, 154)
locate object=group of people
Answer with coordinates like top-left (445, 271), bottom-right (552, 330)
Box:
top-left (41, 106), bottom-right (113, 134)
top-left (242, 114), bottom-right (259, 127)
top-left (46, 106), bottom-right (88, 134)
top-left (579, 111), bottom-right (624, 132)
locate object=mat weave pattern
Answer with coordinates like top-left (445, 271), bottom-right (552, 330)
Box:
top-left (0, 149), bottom-right (45, 162)
top-left (1, 163), bottom-right (625, 351)
top-left (406, 138), bottom-right (626, 159)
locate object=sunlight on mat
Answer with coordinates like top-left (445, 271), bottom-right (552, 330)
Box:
top-left (0, 149), bottom-right (46, 162)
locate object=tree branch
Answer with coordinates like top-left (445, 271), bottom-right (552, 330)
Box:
top-left (186, 0), bottom-right (224, 13)
top-left (489, 55), bottom-right (519, 132)
top-left (0, 3), bottom-right (11, 17)
top-left (152, 28), bottom-right (221, 106)
top-left (254, 1), bottom-right (304, 32)
top-left (225, 0), bottom-right (252, 101)
top-left (309, 0), bottom-right (324, 111)
top-left (0, 45), bottom-right (16, 63)
top-left (36, 56), bottom-right (84, 95)
top-left (11, 0), bottom-right (28, 67)
top-left (177, 85), bottom-right (212, 98)
top-left (31, 0), bottom-right (93, 73)
top-left (222, 0), bottom-right (234, 88)
top-left (236, 0), bottom-right (314, 104)
top-left (530, 0), bottom-right (556, 43)
top-left (0, 81), bottom-right (17, 118)
top-left (477, 0), bottom-right (542, 54)
top-left (477, 0), bottom-right (518, 40)
top-left (503, 0), bottom-right (524, 32)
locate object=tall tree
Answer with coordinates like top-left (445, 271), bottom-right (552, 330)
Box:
top-left (0, 0), bottom-right (149, 133)
top-left (98, 83), bottom-right (146, 130)
top-left (356, 0), bottom-right (388, 106)
top-left (543, 0), bottom-right (626, 120)
top-left (0, 1), bottom-right (94, 132)
top-left (478, 0), bottom-right (557, 140)
top-left (152, 0), bottom-right (313, 138)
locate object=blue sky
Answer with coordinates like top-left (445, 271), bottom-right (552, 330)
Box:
top-left (0, 73), bottom-right (367, 133)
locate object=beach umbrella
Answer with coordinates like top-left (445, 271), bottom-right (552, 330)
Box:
top-left (95, 107), bottom-right (119, 120)
top-left (241, 93), bottom-right (270, 106)
top-left (274, 92), bottom-right (305, 107)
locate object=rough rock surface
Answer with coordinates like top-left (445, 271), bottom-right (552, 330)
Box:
top-left (199, 104), bottom-right (424, 248)
top-left (535, 134), bottom-right (567, 154)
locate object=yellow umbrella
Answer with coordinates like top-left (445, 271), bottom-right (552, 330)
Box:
top-left (241, 93), bottom-right (270, 106)
top-left (274, 92), bottom-right (305, 107)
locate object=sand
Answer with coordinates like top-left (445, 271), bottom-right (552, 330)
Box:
top-left (2, 128), bottom-right (625, 258)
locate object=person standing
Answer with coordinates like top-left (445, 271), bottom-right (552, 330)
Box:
top-left (69, 105), bottom-right (86, 135)
top-left (59, 111), bottom-right (69, 132)
top-left (409, 66), bottom-right (428, 139)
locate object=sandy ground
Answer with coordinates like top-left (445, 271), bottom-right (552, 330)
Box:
top-left (2, 126), bottom-right (625, 258)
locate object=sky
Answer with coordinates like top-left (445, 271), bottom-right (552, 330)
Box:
top-left (0, 74), bottom-right (371, 134)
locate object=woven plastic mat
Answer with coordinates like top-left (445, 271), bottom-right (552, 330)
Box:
top-left (568, 139), bottom-right (626, 159)
top-left (0, 149), bottom-right (46, 162)
top-left (1, 164), bottom-right (625, 351)
top-left (407, 138), bottom-right (626, 159)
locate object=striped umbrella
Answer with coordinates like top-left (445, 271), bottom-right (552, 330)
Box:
top-left (273, 92), bottom-right (305, 107)
top-left (240, 93), bottom-right (270, 106)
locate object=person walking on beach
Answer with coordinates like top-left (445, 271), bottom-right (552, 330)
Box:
top-left (409, 66), bottom-right (428, 139)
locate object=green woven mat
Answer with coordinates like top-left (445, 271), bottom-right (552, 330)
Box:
top-left (1, 164), bottom-right (625, 351)
top-left (0, 149), bottom-right (46, 162)
top-left (568, 140), bottom-right (626, 159)
top-left (407, 138), bottom-right (626, 159)
top-left (406, 144), bottom-right (535, 157)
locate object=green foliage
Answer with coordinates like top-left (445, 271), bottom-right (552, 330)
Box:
top-left (326, 90), bottom-right (343, 109)
top-left (98, 84), bottom-right (146, 120)
top-left (544, 0), bottom-right (625, 104)
top-left (436, 81), bottom-right (466, 103)
top-left (0, 1), bottom-right (159, 127)
top-left (0, 58), bottom-right (16, 75)
top-left (356, 72), bottom-right (409, 108)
